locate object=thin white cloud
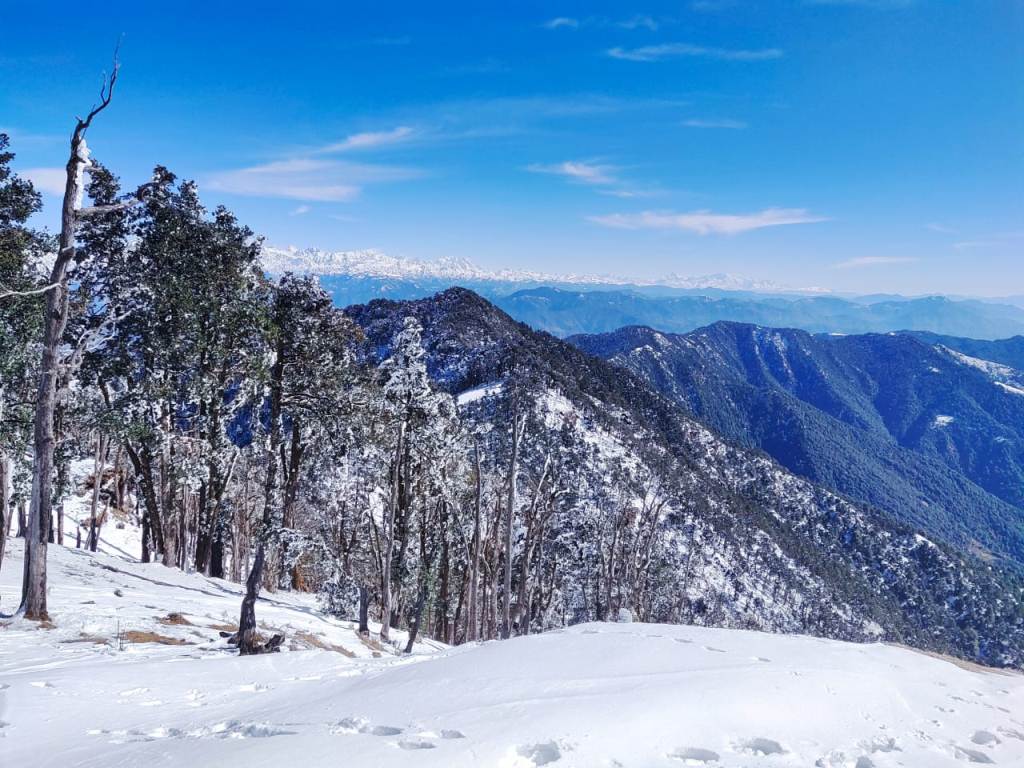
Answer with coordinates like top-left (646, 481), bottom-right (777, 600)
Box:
top-left (683, 118), bottom-right (748, 129)
top-left (289, 205), bottom-right (311, 216)
top-left (833, 256), bottom-right (918, 268)
top-left (22, 167), bottom-right (66, 196)
top-left (206, 158), bottom-right (421, 202)
top-left (589, 208), bottom-right (826, 235)
top-left (618, 15), bottom-right (659, 30)
top-left (925, 222), bottom-right (956, 234)
top-left (543, 17), bottom-right (579, 29)
top-left (316, 126), bottom-right (415, 154)
top-left (527, 160), bottom-right (619, 186)
top-left (806, 0), bottom-right (914, 8)
top-left (608, 43), bottom-right (782, 62)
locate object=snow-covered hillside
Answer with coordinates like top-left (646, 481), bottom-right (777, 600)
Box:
top-left (2, 539), bottom-right (1022, 768)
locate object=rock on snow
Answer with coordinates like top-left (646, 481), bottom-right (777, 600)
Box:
top-left (1, 539), bottom-right (1022, 767)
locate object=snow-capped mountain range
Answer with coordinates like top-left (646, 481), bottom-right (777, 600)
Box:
top-left (260, 246), bottom-right (827, 294)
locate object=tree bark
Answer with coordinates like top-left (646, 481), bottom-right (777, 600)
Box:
top-left (501, 402), bottom-right (522, 640)
top-left (466, 441), bottom-right (483, 642)
top-left (237, 321), bottom-right (284, 655)
top-left (379, 420), bottom-right (405, 644)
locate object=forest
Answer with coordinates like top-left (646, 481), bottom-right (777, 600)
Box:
top-left (0, 98), bottom-right (681, 655)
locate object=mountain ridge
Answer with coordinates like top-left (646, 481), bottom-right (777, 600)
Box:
top-left (571, 320), bottom-right (1024, 567)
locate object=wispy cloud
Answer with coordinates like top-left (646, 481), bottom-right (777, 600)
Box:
top-left (607, 43), bottom-right (783, 62)
top-left (526, 160), bottom-right (659, 198)
top-left (618, 15), bottom-right (659, 30)
top-left (289, 205), bottom-right (311, 216)
top-left (22, 167), bottom-right (67, 196)
top-left (683, 118), bottom-right (748, 129)
top-left (833, 256), bottom-right (918, 268)
top-left (316, 126), bottom-right (415, 154)
top-left (806, 0), bottom-right (914, 8)
top-left (206, 158), bottom-right (421, 202)
top-left (589, 208), bottom-right (825, 235)
top-left (527, 161), bottom-right (620, 186)
top-left (543, 17), bottom-right (579, 29)
top-left (925, 222), bottom-right (957, 234)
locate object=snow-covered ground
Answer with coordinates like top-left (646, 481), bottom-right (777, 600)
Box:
top-left (2, 539), bottom-right (1023, 768)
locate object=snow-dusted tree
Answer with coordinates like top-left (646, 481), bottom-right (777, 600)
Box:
top-left (236, 274), bottom-right (359, 654)
top-left (78, 167), bottom-right (267, 570)
top-left (374, 316), bottom-right (455, 644)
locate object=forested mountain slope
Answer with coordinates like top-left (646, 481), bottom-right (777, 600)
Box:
top-left (347, 289), bottom-right (1024, 667)
top-left (571, 323), bottom-right (1024, 569)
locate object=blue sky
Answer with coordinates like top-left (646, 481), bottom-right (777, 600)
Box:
top-left (2, 1), bottom-right (1021, 295)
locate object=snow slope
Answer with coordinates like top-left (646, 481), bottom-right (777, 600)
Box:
top-left (2, 540), bottom-right (1022, 767)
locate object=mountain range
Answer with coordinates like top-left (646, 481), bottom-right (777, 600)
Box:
top-left (263, 248), bottom-right (1024, 340)
top-left (345, 288), bottom-right (1024, 667)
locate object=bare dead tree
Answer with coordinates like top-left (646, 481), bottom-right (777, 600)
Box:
top-left (20, 57), bottom-right (120, 620)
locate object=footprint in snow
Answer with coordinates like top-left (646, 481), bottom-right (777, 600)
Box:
top-left (952, 745), bottom-right (995, 764)
top-left (189, 720), bottom-right (295, 739)
top-left (440, 729), bottom-right (466, 739)
top-left (702, 646), bottom-right (727, 653)
top-left (972, 730), bottom-right (1000, 746)
top-left (331, 717), bottom-right (403, 736)
top-left (736, 738), bottom-right (787, 757)
top-left (668, 746), bottom-right (720, 763)
top-left (29, 681), bottom-right (54, 688)
top-left (752, 656), bottom-right (771, 663)
top-left (673, 638), bottom-right (693, 645)
top-left (997, 726), bottom-right (1024, 741)
top-left (514, 741), bottom-right (563, 766)
top-left (237, 683), bottom-right (271, 693)
top-left (397, 739), bottom-right (436, 750)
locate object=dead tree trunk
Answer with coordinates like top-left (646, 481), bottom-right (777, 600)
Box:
top-left (21, 65), bottom-right (120, 620)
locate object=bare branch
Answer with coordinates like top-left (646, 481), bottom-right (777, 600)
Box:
top-left (75, 179), bottom-right (160, 219)
top-left (0, 283), bottom-right (61, 301)
top-left (77, 41), bottom-right (121, 135)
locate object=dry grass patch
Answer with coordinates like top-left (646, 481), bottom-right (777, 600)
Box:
top-left (293, 630), bottom-right (355, 657)
top-left (356, 632), bottom-right (386, 658)
top-left (61, 632), bottom-right (109, 645)
top-left (122, 630), bottom-right (192, 646)
top-left (157, 612), bottom-right (192, 626)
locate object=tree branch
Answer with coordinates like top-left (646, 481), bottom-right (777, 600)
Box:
top-left (0, 282), bottom-right (60, 301)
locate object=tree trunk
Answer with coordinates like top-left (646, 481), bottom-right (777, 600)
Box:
top-left (466, 442), bottom-right (482, 642)
top-left (0, 451), bottom-right (10, 574)
top-left (380, 420), bottom-right (405, 644)
top-left (20, 120), bottom-right (91, 621)
top-left (501, 405), bottom-right (522, 640)
top-left (404, 586), bottom-right (427, 654)
top-left (237, 322), bottom-right (284, 655)
top-left (358, 585), bottom-right (369, 636)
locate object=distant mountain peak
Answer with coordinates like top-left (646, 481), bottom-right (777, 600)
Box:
top-left (260, 245), bottom-right (830, 294)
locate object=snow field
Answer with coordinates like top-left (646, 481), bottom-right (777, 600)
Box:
top-left (2, 539), bottom-right (1022, 767)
